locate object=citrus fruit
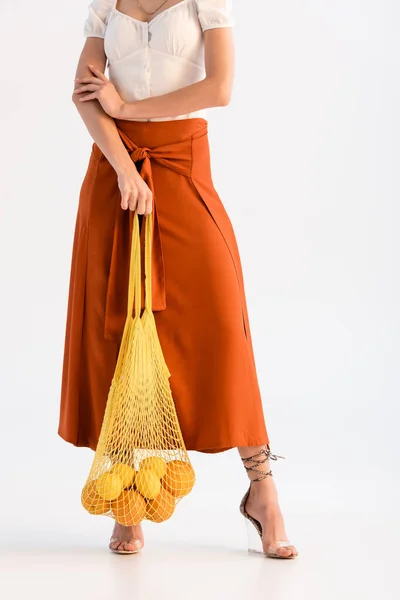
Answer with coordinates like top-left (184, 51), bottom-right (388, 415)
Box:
top-left (111, 489), bottom-right (147, 526)
top-left (81, 480), bottom-right (112, 515)
top-left (135, 468), bottom-right (161, 500)
top-left (161, 460), bottom-right (195, 498)
top-left (140, 456), bottom-right (167, 479)
top-left (146, 487), bottom-right (176, 523)
top-left (110, 463), bottom-right (136, 488)
top-left (96, 472), bottom-right (124, 501)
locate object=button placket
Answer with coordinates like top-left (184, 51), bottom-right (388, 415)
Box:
top-left (144, 23), bottom-right (151, 120)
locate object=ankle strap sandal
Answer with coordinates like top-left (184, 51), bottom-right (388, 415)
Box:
top-left (239, 447), bottom-right (297, 559)
top-left (240, 446), bottom-right (285, 482)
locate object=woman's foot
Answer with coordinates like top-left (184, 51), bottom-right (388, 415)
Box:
top-left (109, 521), bottom-right (144, 554)
top-left (244, 476), bottom-right (297, 557)
top-left (239, 446), bottom-right (298, 558)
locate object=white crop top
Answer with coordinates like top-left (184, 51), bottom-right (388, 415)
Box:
top-left (83, 0), bottom-right (235, 121)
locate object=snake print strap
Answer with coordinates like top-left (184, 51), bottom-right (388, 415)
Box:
top-left (241, 447), bottom-right (285, 482)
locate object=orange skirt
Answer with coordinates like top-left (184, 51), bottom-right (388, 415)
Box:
top-left (58, 117), bottom-right (269, 453)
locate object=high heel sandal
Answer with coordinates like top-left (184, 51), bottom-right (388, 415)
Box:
top-left (109, 526), bottom-right (143, 555)
top-left (239, 447), bottom-right (298, 559)
top-left (109, 537), bottom-right (142, 555)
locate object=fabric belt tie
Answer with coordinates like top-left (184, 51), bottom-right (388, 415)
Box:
top-left (104, 127), bottom-right (193, 342)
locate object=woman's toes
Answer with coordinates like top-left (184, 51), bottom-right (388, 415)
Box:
top-left (109, 523), bottom-right (144, 553)
top-left (119, 542), bottom-right (130, 552)
top-left (110, 544), bottom-right (121, 551)
top-left (267, 543), bottom-right (296, 557)
top-left (123, 539), bottom-right (142, 552)
top-left (276, 546), bottom-right (293, 557)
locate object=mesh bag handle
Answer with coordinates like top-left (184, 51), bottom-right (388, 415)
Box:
top-left (126, 213), bottom-right (153, 319)
top-left (127, 211), bottom-right (141, 321)
top-left (144, 214), bottom-right (153, 313)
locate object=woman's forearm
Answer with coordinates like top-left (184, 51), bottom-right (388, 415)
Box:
top-left (119, 77), bottom-right (231, 121)
top-left (73, 39), bottom-right (135, 176)
top-left (73, 97), bottom-right (133, 174)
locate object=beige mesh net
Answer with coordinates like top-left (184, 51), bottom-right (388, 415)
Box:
top-left (81, 212), bottom-right (195, 525)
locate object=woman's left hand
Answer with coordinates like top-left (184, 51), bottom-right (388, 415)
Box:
top-left (74, 65), bottom-right (125, 118)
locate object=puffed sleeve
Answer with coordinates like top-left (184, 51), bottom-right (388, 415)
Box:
top-left (83, 0), bottom-right (115, 39)
top-left (195, 0), bottom-right (235, 31)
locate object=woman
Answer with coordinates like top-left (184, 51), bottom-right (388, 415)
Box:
top-left (59, 0), bottom-right (298, 559)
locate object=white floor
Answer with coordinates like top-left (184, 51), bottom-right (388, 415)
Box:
top-left (1, 508), bottom-right (398, 600)
top-left (2, 440), bottom-right (399, 600)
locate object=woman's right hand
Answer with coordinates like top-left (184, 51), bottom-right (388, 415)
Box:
top-left (117, 165), bottom-right (153, 215)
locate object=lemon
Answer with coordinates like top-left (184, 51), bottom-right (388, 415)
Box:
top-left (110, 463), bottom-right (136, 488)
top-left (140, 456), bottom-right (167, 479)
top-left (96, 472), bottom-right (124, 501)
top-left (135, 468), bottom-right (161, 500)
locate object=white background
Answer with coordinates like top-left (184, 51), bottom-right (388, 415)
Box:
top-left (0, 1), bottom-right (399, 599)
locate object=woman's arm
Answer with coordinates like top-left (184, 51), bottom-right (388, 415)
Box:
top-left (72, 38), bottom-right (153, 214)
top-left (75, 28), bottom-right (235, 120)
